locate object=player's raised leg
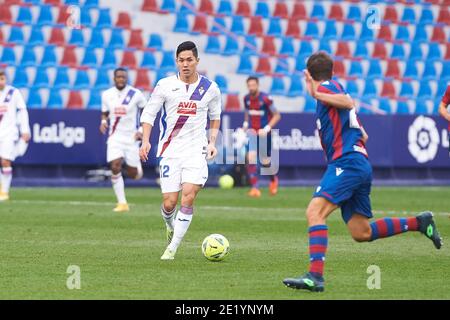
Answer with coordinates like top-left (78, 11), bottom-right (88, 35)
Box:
top-left (0, 158), bottom-right (12, 201)
top-left (110, 158), bottom-right (128, 212)
top-left (283, 197), bottom-right (338, 292)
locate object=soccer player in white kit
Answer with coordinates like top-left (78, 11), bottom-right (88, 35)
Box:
top-left (100, 68), bottom-right (147, 212)
top-left (140, 41), bottom-right (222, 260)
top-left (0, 69), bottom-right (31, 202)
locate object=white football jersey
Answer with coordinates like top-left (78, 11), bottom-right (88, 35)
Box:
top-left (140, 74), bottom-right (222, 158)
top-left (0, 85), bottom-right (30, 141)
top-left (101, 85), bottom-right (147, 145)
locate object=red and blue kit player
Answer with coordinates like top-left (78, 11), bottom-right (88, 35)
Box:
top-left (283, 52), bottom-right (443, 292)
top-left (242, 76), bottom-right (281, 197)
top-left (438, 84), bottom-right (450, 155)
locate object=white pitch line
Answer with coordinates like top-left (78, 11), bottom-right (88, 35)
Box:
top-left (8, 199), bottom-right (450, 216)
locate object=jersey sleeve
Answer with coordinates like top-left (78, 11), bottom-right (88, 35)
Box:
top-left (263, 94), bottom-right (278, 113)
top-left (442, 86), bottom-right (450, 105)
top-left (317, 80), bottom-right (345, 95)
top-left (135, 90), bottom-right (147, 109)
top-left (243, 95), bottom-right (249, 110)
top-left (140, 80), bottom-right (165, 126)
top-left (14, 89), bottom-right (31, 134)
top-left (101, 91), bottom-right (109, 113)
top-left (207, 83), bottom-right (222, 121)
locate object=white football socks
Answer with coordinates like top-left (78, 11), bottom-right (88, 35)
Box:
top-left (168, 206), bottom-right (193, 252)
top-left (1, 167), bottom-right (12, 194)
top-left (111, 173), bottom-right (127, 204)
top-left (161, 205), bottom-right (176, 230)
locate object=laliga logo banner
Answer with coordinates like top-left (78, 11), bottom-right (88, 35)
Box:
top-left (408, 116), bottom-right (440, 164)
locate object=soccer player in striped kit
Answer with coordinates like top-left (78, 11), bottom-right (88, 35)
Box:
top-left (100, 68), bottom-right (147, 212)
top-left (283, 52), bottom-right (443, 292)
top-left (0, 69), bottom-right (31, 202)
top-left (140, 41), bottom-right (222, 260)
top-left (243, 76), bottom-right (281, 197)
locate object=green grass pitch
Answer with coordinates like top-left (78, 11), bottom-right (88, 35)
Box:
top-left (0, 186), bottom-right (449, 299)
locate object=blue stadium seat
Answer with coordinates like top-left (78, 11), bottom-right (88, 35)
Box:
top-left (304, 95), bottom-right (316, 112)
top-left (345, 80), bottom-right (359, 96)
top-left (419, 8), bottom-right (434, 24)
top-left (437, 80), bottom-right (448, 98)
top-left (37, 5), bottom-right (53, 26)
top-left (391, 43), bottom-right (406, 60)
top-left (21, 46), bottom-right (37, 67)
top-left (108, 28), bottom-right (125, 49)
top-left (367, 59), bottom-right (382, 79)
top-left (84, 0), bottom-right (99, 9)
top-left (159, 51), bottom-right (176, 71)
top-left (403, 60), bottom-right (418, 79)
top-left (298, 41), bottom-right (313, 58)
top-left (362, 79), bottom-right (377, 97)
top-left (41, 45), bottom-right (58, 67)
top-left (267, 17), bottom-right (282, 36)
top-left (311, 3), bottom-right (325, 19)
top-left (65, 0), bottom-right (80, 5)
top-left (88, 28), bottom-right (104, 48)
top-left (13, 67), bottom-right (29, 88)
top-left (341, 23), bottom-right (356, 41)
top-left (358, 97), bottom-right (374, 114)
top-left (319, 40), bottom-right (332, 54)
top-left (8, 26), bottom-right (25, 44)
top-left (1, 46), bottom-right (16, 66)
top-left (279, 37), bottom-right (295, 57)
top-left (23, 0), bottom-right (40, 4)
top-left (304, 22), bottom-right (319, 38)
top-left (427, 43), bottom-right (441, 61)
top-left (230, 15), bottom-right (245, 35)
top-left (73, 69), bottom-right (90, 90)
top-left (28, 26), bottom-right (45, 46)
top-left (141, 51), bottom-right (157, 69)
top-left (395, 25), bottom-right (410, 41)
top-left (270, 77), bottom-right (285, 95)
top-left (87, 89), bottom-right (101, 110)
top-left (401, 7), bottom-right (416, 24)
top-left (396, 101), bottom-right (410, 114)
top-left (214, 74), bottom-right (228, 94)
top-left (33, 67), bottom-right (50, 89)
top-left (27, 89), bottom-right (42, 109)
top-left (47, 89), bottom-right (63, 109)
top-left (94, 68), bottom-right (110, 90)
top-left (147, 34), bottom-right (163, 50)
top-left (413, 24), bottom-right (428, 43)
top-left (359, 25), bottom-right (374, 41)
top-left (81, 48), bottom-right (98, 67)
top-left (349, 60), bottom-right (364, 77)
top-left (295, 54), bottom-right (307, 72)
top-left (96, 8), bottom-right (112, 28)
top-left (80, 8), bottom-right (93, 28)
top-left (287, 75), bottom-right (303, 97)
top-left (422, 61), bottom-right (437, 80)
top-left (211, 17), bottom-right (226, 34)
top-left (408, 41), bottom-right (423, 60)
top-left (323, 20), bottom-right (337, 40)
top-left (255, 1), bottom-right (270, 18)
top-left (242, 35), bottom-right (258, 56)
top-left (179, 0), bottom-right (195, 14)
top-left (433, 97), bottom-right (441, 114)
top-left (53, 67), bottom-right (70, 89)
top-left (347, 5), bottom-right (361, 21)
top-left (223, 36), bottom-right (239, 56)
top-left (101, 49), bottom-right (117, 68)
top-left (441, 61), bottom-right (450, 81)
top-left (205, 35), bottom-right (221, 54)
top-left (399, 81), bottom-right (414, 98)
top-left (69, 29), bottom-right (85, 46)
top-left (418, 79), bottom-right (432, 99)
top-left (237, 55), bottom-right (253, 74)
top-left (173, 13), bottom-right (190, 33)
top-left (378, 98), bottom-right (392, 114)
top-left (414, 98), bottom-right (430, 114)
top-left (217, 0), bottom-right (233, 16)
top-left (17, 6), bottom-right (33, 24)
top-left (354, 42), bottom-right (369, 58)
top-left (275, 58), bottom-right (290, 75)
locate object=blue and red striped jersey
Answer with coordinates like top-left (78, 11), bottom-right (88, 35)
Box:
top-left (243, 92), bottom-right (277, 130)
top-left (315, 79), bottom-right (368, 162)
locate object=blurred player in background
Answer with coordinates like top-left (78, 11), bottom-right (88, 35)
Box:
top-left (100, 68), bottom-right (147, 212)
top-left (283, 52), bottom-right (443, 292)
top-left (438, 84), bottom-right (450, 156)
top-left (0, 69), bottom-right (31, 202)
top-left (243, 76), bottom-right (281, 197)
top-left (140, 41), bottom-right (221, 260)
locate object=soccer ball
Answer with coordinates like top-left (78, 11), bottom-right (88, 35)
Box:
top-left (218, 174), bottom-right (234, 189)
top-left (202, 234), bottom-right (230, 261)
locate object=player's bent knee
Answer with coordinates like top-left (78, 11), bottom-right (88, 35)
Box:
top-left (163, 199), bottom-right (177, 212)
top-left (351, 230), bottom-right (372, 242)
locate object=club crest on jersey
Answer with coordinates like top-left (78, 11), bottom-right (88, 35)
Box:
top-left (177, 101), bottom-right (197, 115)
top-left (114, 106), bottom-right (127, 116)
top-left (198, 86), bottom-right (205, 96)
